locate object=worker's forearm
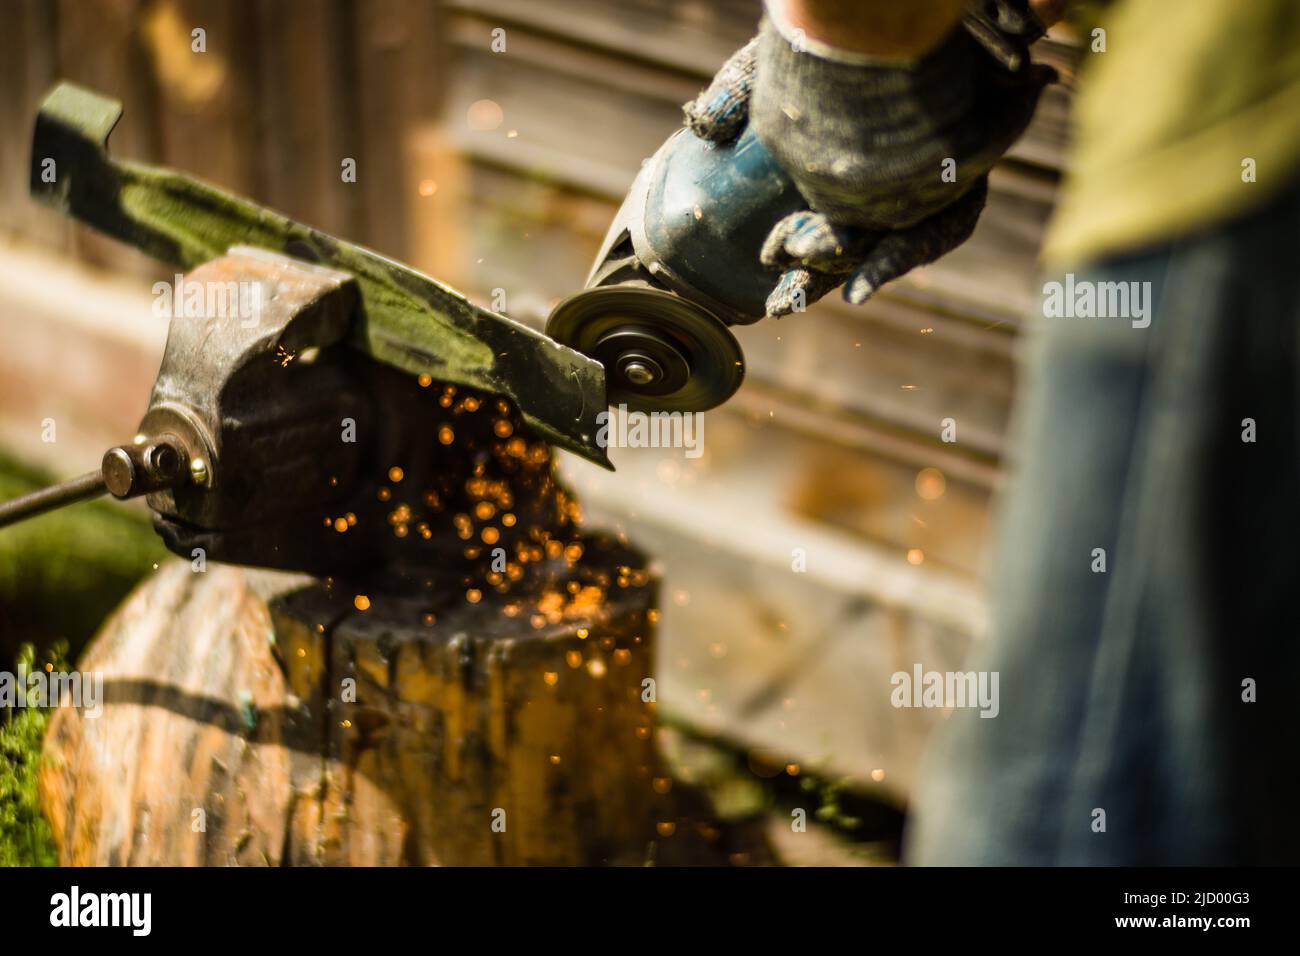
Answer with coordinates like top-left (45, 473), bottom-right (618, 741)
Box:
top-left (767, 0), bottom-right (969, 59)
top-left (767, 1), bottom-right (1068, 59)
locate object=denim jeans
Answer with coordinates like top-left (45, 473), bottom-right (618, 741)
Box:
top-left (905, 181), bottom-right (1300, 865)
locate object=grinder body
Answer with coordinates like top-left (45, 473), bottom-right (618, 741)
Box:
top-left (596, 124), bottom-right (805, 324)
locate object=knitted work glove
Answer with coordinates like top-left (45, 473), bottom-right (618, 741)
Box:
top-left (684, 1), bottom-right (1055, 317)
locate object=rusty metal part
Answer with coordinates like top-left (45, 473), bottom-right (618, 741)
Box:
top-left (139, 247), bottom-right (590, 576)
top-left (102, 436), bottom-right (187, 498)
top-left (0, 437), bottom-right (189, 529)
top-left (0, 248), bottom-right (355, 550)
top-left (30, 81), bottom-right (611, 468)
top-left (134, 248), bottom-right (376, 571)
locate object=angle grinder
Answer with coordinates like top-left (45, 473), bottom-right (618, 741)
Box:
top-left (545, 4), bottom-right (1045, 414)
top-left (546, 124), bottom-right (802, 413)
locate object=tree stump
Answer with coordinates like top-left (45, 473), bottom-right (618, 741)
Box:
top-left (40, 533), bottom-right (675, 865)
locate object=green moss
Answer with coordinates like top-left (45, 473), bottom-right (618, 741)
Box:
top-left (0, 644), bottom-right (64, 866)
top-left (0, 452), bottom-right (167, 660)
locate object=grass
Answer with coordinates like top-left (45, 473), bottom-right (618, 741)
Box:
top-left (0, 452), bottom-right (167, 865)
top-left (0, 643), bottom-right (64, 866)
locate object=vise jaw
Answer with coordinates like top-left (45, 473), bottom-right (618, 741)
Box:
top-left (139, 247), bottom-right (370, 573)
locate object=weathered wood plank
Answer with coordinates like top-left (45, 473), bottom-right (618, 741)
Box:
top-left (144, 0), bottom-right (261, 197)
top-left (0, 0), bottom-right (68, 250)
top-left (346, 0), bottom-right (444, 257)
top-left (252, 0), bottom-right (356, 236)
top-left (54, 0), bottom-right (162, 277)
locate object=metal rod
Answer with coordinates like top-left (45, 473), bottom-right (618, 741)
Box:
top-left (0, 470), bottom-right (107, 530)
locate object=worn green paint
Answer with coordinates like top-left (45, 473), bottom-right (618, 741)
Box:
top-left (31, 82), bottom-right (611, 468)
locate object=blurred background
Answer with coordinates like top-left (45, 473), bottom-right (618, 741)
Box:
top-left (0, 0), bottom-right (1079, 861)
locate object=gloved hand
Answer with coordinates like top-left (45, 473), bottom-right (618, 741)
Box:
top-left (684, 2), bottom-right (1056, 317)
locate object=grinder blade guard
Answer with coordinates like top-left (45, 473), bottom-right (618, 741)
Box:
top-left (546, 125), bottom-right (807, 413)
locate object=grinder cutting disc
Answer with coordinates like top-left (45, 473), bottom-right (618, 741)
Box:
top-left (545, 286), bottom-right (744, 413)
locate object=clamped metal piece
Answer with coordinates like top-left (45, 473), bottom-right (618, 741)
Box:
top-left (29, 81), bottom-right (611, 466)
top-left (0, 81), bottom-right (627, 568)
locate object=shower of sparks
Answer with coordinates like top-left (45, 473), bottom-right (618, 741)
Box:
top-left (915, 466), bottom-right (946, 501)
top-left (306, 375), bottom-right (654, 659)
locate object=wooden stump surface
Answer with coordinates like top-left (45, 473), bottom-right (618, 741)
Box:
top-left (39, 536), bottom-right (708, 865)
